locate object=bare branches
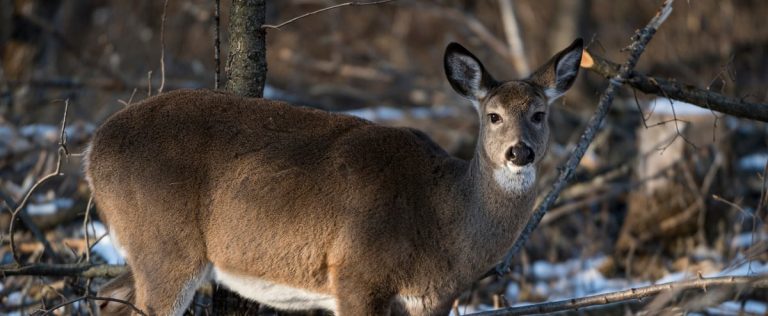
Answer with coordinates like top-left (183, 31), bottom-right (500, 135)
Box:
top-left (158, 0), bottom-right (169, 94)
top-left (466, 274), bottom-right (768, 316)
top-left (495, 0), bottom-right (676, 275)
top-left (262, 0), bottom-right (397, 30)
top-left (582, 50), bottom-right (768, 122)
top-left (82, 194), bottom-right (95, 263)
top-left (213, 0), bottom-right (221, 89)
top-left (498, 0), bottom-right (529, 76)
top-left (7, 100), bottom-right (70, 265)
top-left (1, 263), bottom-right (128, 278)
top-left (40, 295), bottom-right (146, 316)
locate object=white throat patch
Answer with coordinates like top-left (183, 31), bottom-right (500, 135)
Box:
top-left (493, 164), bottom-right (536, 193)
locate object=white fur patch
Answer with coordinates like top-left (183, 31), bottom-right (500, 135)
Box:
top-left (213, 267), bottom-right (337, 312)
top-left (398, 295), bottom-right (429, 314)
top-left (493, 164), bottom-right (536, 193)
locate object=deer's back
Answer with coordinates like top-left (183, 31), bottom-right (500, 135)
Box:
top-left (87, 89), bottom-right (462, 292)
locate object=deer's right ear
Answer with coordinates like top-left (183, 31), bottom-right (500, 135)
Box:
top-left (444, 43), bottom-right (496, 104)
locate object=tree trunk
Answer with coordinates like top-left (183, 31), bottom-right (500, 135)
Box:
top-left (213, 0), bottom-right (266, 314)
top-left (226, 0), bottom-right (267, 98)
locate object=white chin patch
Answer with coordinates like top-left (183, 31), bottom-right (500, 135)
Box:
top-left (493, 164), bottom-right (536, 193)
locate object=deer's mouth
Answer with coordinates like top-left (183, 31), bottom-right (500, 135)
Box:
top-left (493, 164), bottom-right (536, 193)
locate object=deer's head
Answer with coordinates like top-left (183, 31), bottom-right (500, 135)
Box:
top-left (444, 39), bottom-right (583, 193)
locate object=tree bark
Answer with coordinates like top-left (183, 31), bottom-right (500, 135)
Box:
top-left (225, 0), bottom-right (267, 97)
top-left (213, 0), bottom-right (267, 314)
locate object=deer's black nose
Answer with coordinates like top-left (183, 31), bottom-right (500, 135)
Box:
top-left (506, 143), bottom-right (535, 166)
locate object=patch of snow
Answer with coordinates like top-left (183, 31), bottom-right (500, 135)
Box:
top-left (717, 260), bottom-right (768, 277)
top-left (263, 85), bottom-right (277, 99)
top-left (87, 221), bottom-right (125, 265)
top-left (648, 98), bottom-right (714, 117)
top-left (738, 152), bottom-right (768, 172)
top-left (19, 124), bottom-right (59, 143)
top-left (26, 198), bottom-right (74, 216)
top-left (343, 105), bottom-right (461, 122)
top-left (344, 107), bottom-right (404, 121)
top-left (731, 232), bottom-right (768, 249)
top-left (708, 300), bottom-right (768, 315)
top-left (531, 257), bottom-right (606, 281)
top-left (505, 282), bottom-right (519, 302)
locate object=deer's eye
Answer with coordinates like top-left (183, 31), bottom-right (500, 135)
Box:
top-left (488, 113), bottom-right (502, 124)
top-left (531, 112), bottom-right (546, 124)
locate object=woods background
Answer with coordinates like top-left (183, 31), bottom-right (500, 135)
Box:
top-left (1, 0), bottom-right (767, 315)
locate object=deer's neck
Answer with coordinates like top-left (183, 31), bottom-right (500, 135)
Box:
top-left (445, 156), bottom-right (536, 272)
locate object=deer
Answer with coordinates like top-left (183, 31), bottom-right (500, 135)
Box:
top-left (86, 38), bottom-right (583, 315)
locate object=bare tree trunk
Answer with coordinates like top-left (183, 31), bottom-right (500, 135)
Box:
top-left (213, 0), bottom-right (266, 314)
top-left (225, 0), bottom-right (267, 97)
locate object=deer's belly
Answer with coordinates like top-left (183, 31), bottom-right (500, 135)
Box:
top-left (213, 267), bottom-right (337, 312)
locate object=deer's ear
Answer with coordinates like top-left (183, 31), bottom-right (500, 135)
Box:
top-left (444, 42), bottom-right (497, 104)
top-left (529, 38), bottom-right (583, 103)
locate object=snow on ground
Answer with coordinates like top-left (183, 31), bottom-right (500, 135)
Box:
top-left (738, 152), bottom-right (768, 172)
top-left (343, 105), bottom-right (460, 122)
top-left (647, 98), bottom-right (716, 117)
top-left (26, 198), bottom-right (74, 216)
top-left (86, 221), bottom-right (125, 265)
top-left (704, 300), bottom-right (768, 315)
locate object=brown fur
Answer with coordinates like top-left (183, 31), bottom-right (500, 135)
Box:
top-left (89, 40), bottom-right (582, 315)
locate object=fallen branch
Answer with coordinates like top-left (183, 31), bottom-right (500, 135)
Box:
top-left (581, 50), bottom-right (768, 122)
top-left (262, 0), bottom-right (396, 30)
top-left (1, 263), bottom-right (127, 278)
top-left (40, 295), bottom-right (146, 316)
top-left (466, 274), bottom-right (768, 316)
top-left (7, 100), bottom-right (70, 264)
top-left (494, 0), bottom-right (675, 274)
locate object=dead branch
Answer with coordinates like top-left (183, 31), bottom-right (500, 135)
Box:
top-left (498, 0), bottom-right (529, 76)
top-left (7, 100), bottom-right (70, 265)
top-left (495, 0), bottom-right (676, 275)
top-left (466, 274), bottom-right (768, 316)
top-left (213, 0), bottom-right (221, 89)
top-left (39, 295), bottom-right (146, 316)
top-left (158, 0), bottom-right (169, 94)
top-left (82, 194), bottom-right (94, 263)
top-left (1, 263), bottom-right (128, 278)
top-left (262, 0), bottom-right (397, 30)
top-left (582, 50), bottom-right (768, 122)
top-left (417, 3), bottom-right (520, 71)
top-left (0, 190), bottom-right (58, 261)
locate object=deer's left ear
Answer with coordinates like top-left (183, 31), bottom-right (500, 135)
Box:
top-left (444, 42), bottom-right (497, 105)
top-left (529, 38), bottom-right (583, 103)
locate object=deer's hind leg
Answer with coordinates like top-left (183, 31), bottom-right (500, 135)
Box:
top-left (96, 194), bottom-right (211, 315)
top-left (130, 258), bottom-right (210, 316)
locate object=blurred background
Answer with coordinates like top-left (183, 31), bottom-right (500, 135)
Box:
top-left (1, 0), bottom-right (767, 314)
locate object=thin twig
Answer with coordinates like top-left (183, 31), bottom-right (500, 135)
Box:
top-left (82, 194), bottom-right (95, 263)
top-left (498, 0), bottom-right (529, 76)
top-left (213, 0), bottom-right (221, 89)
top-left (466, 274), bottom-right (768, 316)
top-left (1, 263), bottom-right (128, 278)
top-left (0, 193), bottom-right (57, 262)
top-left (146, 71), bottom-right (153, 97)
top-left (158, 0), bottom-right (169, 94)
top-left (40, 295), bottom-right (146, 316)
top-left (262, 0), bottom-right (397, 30)
top-left (8, 100), bottom-right (70, 265)
top-left (495, 0), bottom-right (676, 275)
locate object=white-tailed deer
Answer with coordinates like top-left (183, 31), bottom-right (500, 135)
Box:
top-left (87, 39), bottom-right (583, 315)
